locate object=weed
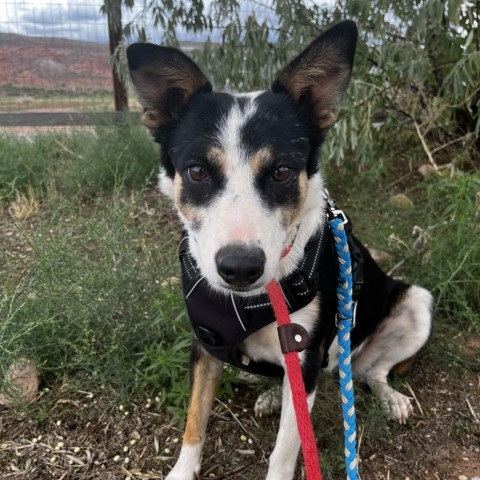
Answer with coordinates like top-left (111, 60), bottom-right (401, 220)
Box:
top-left (418, 172), bottom-right (480, 331)
top-left (8, 185), bottom-right (41, 220)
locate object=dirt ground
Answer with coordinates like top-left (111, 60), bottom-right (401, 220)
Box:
top-left (1, 329), bottom-right (479, 480)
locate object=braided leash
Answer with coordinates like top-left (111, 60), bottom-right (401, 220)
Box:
top-left (266, 209), bottom-right (359, 480)
top-left (330, 217), bottom-right (359, 480)
top-left (266, 281), bottom-right (322, 480)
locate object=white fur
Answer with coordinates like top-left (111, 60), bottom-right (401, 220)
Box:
top-left (165, 443), bottom-right (202, 480)
top-left (158, 167), bottom-right (174, 198)
top-left (266, 378), bottom-right (317, 480)
top-left (176, 95), bottom-right (326, 297)
top-left (348, 285), bottom-right (432, 423)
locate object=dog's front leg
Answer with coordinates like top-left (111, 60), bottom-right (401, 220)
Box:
top-left (265, 374), bottom-right (317, 480)
top-left (166, 342), bottom-right (223, 480)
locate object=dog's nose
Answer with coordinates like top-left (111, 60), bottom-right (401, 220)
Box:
top-left (216, 244), bottom-right (266, 287)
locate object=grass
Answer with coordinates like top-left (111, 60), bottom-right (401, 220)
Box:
top-left (0, 125), bottom-right (193, 417)
top-left (0, 119), bottom-right (158, 201)
top-left (0, 125), bottom-right (479, 479)
top-left (325, 163), bottom-right (480, 333)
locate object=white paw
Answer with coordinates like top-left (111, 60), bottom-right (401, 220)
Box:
top-left (254, 385), bottom-right (282, 417)
top-left (382, 390), bottom-right (414, 424)
top-left (165, 447), bottom-right (201, 480)
top-left (165, 466), bottom-right (199, 480)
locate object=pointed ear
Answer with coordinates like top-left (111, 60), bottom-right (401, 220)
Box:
top-left (126, 43), bottom-right (212, 133)
top-left (272, 20), bottom-right (357, 134)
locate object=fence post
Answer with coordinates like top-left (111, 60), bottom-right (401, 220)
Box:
top-left (107, 0), bottom-right (128, 111)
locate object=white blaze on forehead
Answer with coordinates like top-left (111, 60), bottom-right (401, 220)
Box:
top-left (212, 96), bottom-right (267, 243)
top-left (217, 96), bottom-right (259, 168)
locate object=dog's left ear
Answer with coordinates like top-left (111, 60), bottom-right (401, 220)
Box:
top-left (272, 20), bottom-right (357, 134)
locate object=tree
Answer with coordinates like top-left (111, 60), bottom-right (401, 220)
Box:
top-left (102, 0), bottom-right (479, 172)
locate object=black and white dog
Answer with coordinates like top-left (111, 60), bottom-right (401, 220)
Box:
top-left (127, 20), bottom-right (433, 480)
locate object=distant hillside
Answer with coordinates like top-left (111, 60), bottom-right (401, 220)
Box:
top-left (0, 32), bottom-right (112, 94)
top-left (0, 32), bottom-right (204, 95)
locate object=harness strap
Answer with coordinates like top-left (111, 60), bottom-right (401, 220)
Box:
top-left (179, 226), bottom-right (331, 377)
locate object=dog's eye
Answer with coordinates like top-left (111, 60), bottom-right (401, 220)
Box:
top-left (272, 166), bottom-right (292, 182)
top-left (187, 165), bottom-right (208, 182)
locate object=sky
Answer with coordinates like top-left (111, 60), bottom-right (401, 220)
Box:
top-left (0, 0), bottom-right (278, 44)
top-left (0, 0), bottom-right (114, 43)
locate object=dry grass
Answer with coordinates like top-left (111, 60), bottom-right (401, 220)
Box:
top-left (8, 186), bottom-right (41, 221)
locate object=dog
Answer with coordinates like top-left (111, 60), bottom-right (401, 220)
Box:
top-left (126, 20), bottom-right (433, 480)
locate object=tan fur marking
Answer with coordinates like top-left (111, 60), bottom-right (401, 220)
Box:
top-left (133, 61), bottom-right (209, 131)
top-left (154, 64), bottom-right (207, 96)
top-left (184, 347), bottom-right (223, 445)
top-left (276, 46), bottom-right (351, 132)
top-left (281, 171), bottom-right (308, 226)
top-left (142, 110), bottom-right (164, 133)
top-left (392, 355), bottom-right (416, 377)
top-left (173, 174), bottom-right (200, 223)
top-left (206, 146), bottom-right (227, 172)
top-left (250, 147), bottom-right (272, 176)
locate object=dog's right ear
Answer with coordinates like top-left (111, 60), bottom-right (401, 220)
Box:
top-left (127, 43), bottom-right (212, 133)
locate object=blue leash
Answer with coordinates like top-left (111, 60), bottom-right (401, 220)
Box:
top-left (328, 195), bottom-right (359, 480)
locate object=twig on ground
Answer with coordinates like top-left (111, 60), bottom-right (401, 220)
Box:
top-left (405, 382), bottom-right (424, 417)
top-left (466, 395), bottom-right (479, 424)
top-left (215, 398), bottom-right (258, 441)
top-left (413, 119), bottom-right (440, 173)
top-left (208, 460), bottom-right (254, 479)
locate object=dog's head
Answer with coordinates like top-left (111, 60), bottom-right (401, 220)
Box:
top-left (127, 21), bottom-right (357, 295)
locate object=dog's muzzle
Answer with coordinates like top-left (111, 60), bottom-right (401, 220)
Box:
top-left (215, 243), bottom-right (266, 288)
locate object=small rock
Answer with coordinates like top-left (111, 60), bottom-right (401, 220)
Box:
top-left (368, 248), bottom-right (393, 265)
top-left (0, 358), bottom-right (40, 406)
top-left (418, 164), bottom-right (436, 177)
top-left (389, 193), bottom-right (414, 209)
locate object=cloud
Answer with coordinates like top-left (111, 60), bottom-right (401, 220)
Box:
top-left (0, 0), bottom-right (310, 45)
top-left (0, 0), bottom-right (110, 43)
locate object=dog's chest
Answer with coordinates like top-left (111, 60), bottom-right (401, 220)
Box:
top-left (240, 297), bottom-right (320, 367)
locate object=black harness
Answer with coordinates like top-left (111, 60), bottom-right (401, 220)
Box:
top-left (179, 211), bottom-right (364, 378)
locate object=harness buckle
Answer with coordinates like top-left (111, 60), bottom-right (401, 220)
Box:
top-left (324, 189), bottom-right (348, 225)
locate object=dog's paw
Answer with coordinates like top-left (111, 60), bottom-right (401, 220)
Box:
top-left (165, 467), bottom-right (200, 480)
top-left (254, 385), bottom-right (282, 418)
top-left (382, 390), bottom-right (414, 424)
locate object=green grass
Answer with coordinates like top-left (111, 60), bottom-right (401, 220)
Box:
top-left (1, 125), bottom-right (479, 424)
top-left (0, 125), bottom-right (193, 414)
top-left (0, 189), bottom-right (191, 402)
top-left (0, 119), bottom-right (158, 201)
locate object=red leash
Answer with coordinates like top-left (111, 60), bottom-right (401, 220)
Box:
top-left (266, 280), bottom-right (322, 480)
